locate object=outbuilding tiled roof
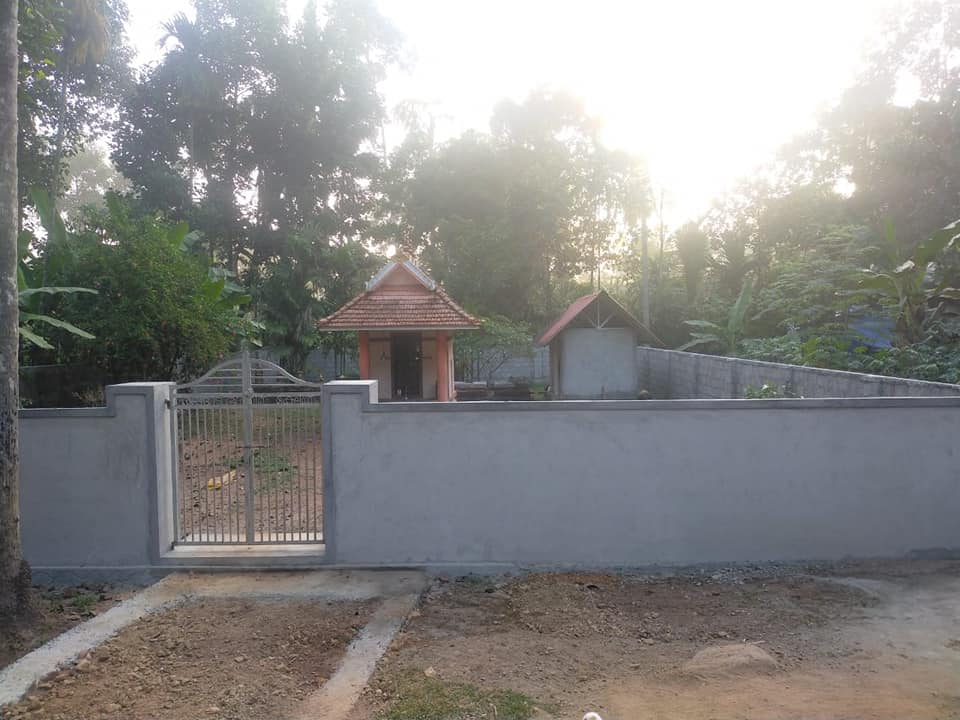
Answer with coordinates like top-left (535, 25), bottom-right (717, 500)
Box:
top-left (536, 289), bottom-right (662, 346)
top-left (317, 261), bottom-right (481, 331)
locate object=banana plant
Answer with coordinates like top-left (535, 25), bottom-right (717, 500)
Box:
top-left (857, 219), bottom-right (960, 345)
top-left (171, 218), bottom-right (264, 344)
top-left (678, 278), bottom-right (754, 354)
top-left (18, 190), bottom-right (97, 349)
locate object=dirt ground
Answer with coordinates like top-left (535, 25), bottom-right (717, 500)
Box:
top-left (1, 598), bottom-right (373, 720)
top-left (177, 406), bottom-right (323, 542)
top-left (361, 560), bottom-right (960, 720)
top-left (0, 586), bottom-right (127, 671)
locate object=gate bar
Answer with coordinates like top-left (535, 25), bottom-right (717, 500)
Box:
top-left (242, 349), bottom-right (256, 542)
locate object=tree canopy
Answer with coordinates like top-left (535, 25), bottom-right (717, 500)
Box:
top-left (9, 0), bottom-right (960, 391)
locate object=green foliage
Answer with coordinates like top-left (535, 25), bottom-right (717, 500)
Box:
top-left (113, 0), bottom-right (398, 269)
top-left (30, 196), bottom-right (243, 382)
top-left (252, 227), bottom-right (379, 373)
top-left (750, 225), bottom-right (872, 336)
top-left (17, 0), bottom-right (131, 212)
top-left (744, 382), bottom-right (797, 399)
top-left (59, 146), bottom-right (130, 219)
top-left (13, 0), bottom-right (960, 393)
top-left (17, 190), bottom-right (97, 349)
top-left (455, 315), bottom-right (534, 382)
top-left (856, 220), bottom-right (960, 344)
top-left (382, 90), bottom-right (649, 325)
top-left (377, 671), bottom-right (541, 720)
top-left (739, 334), bottom-right (960, 385)
top-left (679, 278), bottom-right (754, 354)
top-left (674, 222), bottom-right (709, 304)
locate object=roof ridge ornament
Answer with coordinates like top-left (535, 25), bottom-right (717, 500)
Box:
top-left (365, 257), bottom-right (437, 292)
top-left (320, 257), bottom-right (479, 331)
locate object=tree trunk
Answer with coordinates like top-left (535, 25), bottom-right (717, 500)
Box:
top-left (0, 0), bottom-right (30, 617)
top-left (641, 215), bottom-right (650, 327)
top-left (50, 57), bottom-right (72, 201)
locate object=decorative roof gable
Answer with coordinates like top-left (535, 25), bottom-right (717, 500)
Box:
top-left (536, 290), bottom-right (662, 346)
top-left (317, 259), bottom-right (480, 331)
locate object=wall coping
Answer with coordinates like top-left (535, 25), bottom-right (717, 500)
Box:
top-left (19, 382), bottom-right (176, 419)
top-left (323, 380), bottom-right (960, 412)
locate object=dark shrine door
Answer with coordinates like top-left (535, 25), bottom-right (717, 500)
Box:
top-left (391, 333), bottom-right (422, 399)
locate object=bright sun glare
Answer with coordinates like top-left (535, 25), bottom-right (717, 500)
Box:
top-left (127, 0), bottom-right (897, 224)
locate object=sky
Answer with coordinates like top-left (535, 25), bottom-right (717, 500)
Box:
top-left (125, 0), bottom-right (900, 225)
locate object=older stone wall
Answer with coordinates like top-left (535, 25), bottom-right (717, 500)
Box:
top-left (637, 346), bottom-right (960, 399)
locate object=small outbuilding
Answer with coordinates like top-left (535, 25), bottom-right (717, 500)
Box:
top-left (317, 259), bottom-right (480, 401)
top-left (536, 290), bottom-right (660, 400)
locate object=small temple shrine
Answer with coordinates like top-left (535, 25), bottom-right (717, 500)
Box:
top-left (317, 258), bottom-right (480, 401)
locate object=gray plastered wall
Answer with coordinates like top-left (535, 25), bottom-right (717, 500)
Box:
top-left (19, 383), bottom-right (175, 571)
top-left (323, 380), bottom-right (960, 567)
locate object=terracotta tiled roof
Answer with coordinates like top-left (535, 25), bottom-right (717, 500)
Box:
top-left (536, 292), bottom-right (601, 346)
top-left (536, 289), bottom-right (662, 346)
top-left (317, 262), bottom-right (480, 330)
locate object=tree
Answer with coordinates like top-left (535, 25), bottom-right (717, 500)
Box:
top-left (115, 0), bottom-right (398, 271)
top-left (454, 315), bottom-right (534, 383)
top-left (18, 190), bottom-right (97, 349)
top-left (1, 0), bottom-right (31, 616)
top-left (386, 90), bottom-right (649, 325)
top-left (679, 278), bottom-right (755, 354)
top-left (17, 0), bottom-right (130, 218)
top-left (252, 227), bottom-right (379, 373)
top-left (857, 220), bottom-right (960, 345)
top-left (674, 222), bottom-right (710, 305)
top-left (750, 224), bottom-right (872, 338)
top-left (59, 146), bottom-right (129, 219)
top-left (112, 0), bottom-right (398, 364)
top-left (31, 196), bottom-right (247, 383)
top-left (783, 1), bottom-right (960, 256)
top-left (49, 0), bottom-right (111, 201)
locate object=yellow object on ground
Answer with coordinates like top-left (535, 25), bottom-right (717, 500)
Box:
top-left (207, 469), bottom-right (237, 490)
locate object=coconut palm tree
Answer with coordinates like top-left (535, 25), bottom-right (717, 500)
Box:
top-left (51, 0), bottom-right (111, 200)
top-left (0, 0), bottom-right (29, 617)
top-left (158, 12), bottom-right (219, 201)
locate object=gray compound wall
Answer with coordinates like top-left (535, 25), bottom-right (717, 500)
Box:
top-left (637, 346), bottom-right (960, 399)
top-left (322, 381), bottom-right (960, 567)
top-left (19, 383), bottom-right (176, 573)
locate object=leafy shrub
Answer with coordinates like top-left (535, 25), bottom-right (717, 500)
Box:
top-left (739, 334), bottom-right (960, 384)
top-left (744, 382), bottom-right (797, 399)
top-left (31, 198), bottom-right (242, 382)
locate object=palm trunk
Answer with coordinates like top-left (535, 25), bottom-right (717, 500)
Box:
top-left (0, 0), bottom-right (30, 617)
top-left (188, 120), bottom-right (195, 202)
top-left (50, 57), bottom-right (72, 202)
top-left (641, 215), bottom-right (650, 327)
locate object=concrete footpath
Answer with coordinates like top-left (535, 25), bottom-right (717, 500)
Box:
top-left (0, 570), bottom-right (426, 713)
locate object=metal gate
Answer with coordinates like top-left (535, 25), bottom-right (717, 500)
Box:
top-left (173, 351), bottom-right (323, 545)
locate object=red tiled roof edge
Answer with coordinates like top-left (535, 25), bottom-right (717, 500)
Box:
top-left (316, 284), bottom-right (481, 330)
top-left (535, 291), bottom-right (601, 346)
top-left (535, 290), bottom-right (663, 347)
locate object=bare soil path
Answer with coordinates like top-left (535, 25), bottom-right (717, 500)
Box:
top-left (361, 561), bottom-right (960, 720)
top-left (0, 586), bottom-right (128, 671)
top-left (1, 597), bottom-right (372, 720)
top-left (0, 570), bottom-right (426, 720)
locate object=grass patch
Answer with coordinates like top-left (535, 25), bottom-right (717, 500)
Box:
top-left (69, 593), bottom-right (99, 616)
top-left (528, 382), bottom-right (549, 400)
top-left (223, 448), bottom-right (298, 493)
top-left (44, 590), bottom-right (101, 618)
top-left (252, 448), bottom-right (297, 493)
top-left (377, 671), bottom-right (543, 720)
